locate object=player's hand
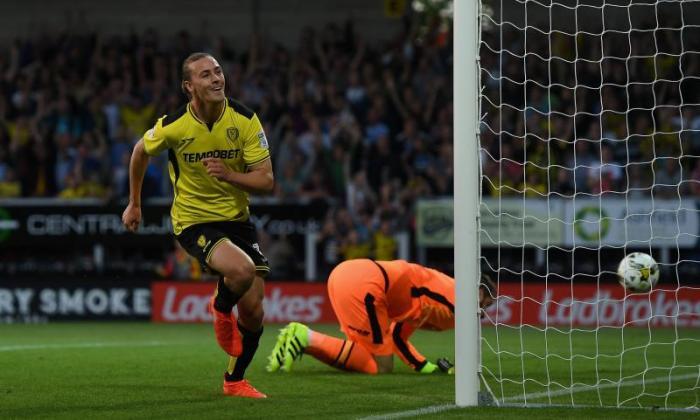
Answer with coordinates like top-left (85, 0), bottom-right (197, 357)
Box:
top-left (419, 361), bottom-right (439, 374)
top-left (419, 359), bottom-right (454, 374)
top-left (202, 158), bottom-right (232, 183)
top-left (122, 202), bottom-right (142, 232)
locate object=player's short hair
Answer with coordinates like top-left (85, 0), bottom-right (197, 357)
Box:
top-left (181, 52), bottom-right (214, 98)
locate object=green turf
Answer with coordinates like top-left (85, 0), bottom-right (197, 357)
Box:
top-left (0, 323), bottom-right (697, 419)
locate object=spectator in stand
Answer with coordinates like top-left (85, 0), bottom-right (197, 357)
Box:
top-left (121, 95), bottom-right (156, 141)
top-left (157, 240), bottom-right (203, 281)
top-left (689, 160), bottom-right (700, 197)
top-left (523, 170), bottom-right (547, 197)
top-left (0, 167), bottom-right (20, 197)
top-left (340, 229), bottom-right (371, 261)
top-left (627, 164), bottom-right (653, 199)
top-left (587, 144), bottom-right (623, 195)
top-left (316, 217), bottom-right (341, 279)
top-left (266, 233), bottom-right (297, 280)
top-left (274, 158), bottom-right (307, 200)
top-left (365, 134), bottom-right (404, 191)
top-left (373, 219), bottom-right (397, 261)
top-left (498, 142), bottom-right (524, 191)
top-left (346, 170), bottom-right (376, 218)
top-left (58, 173), bottom-right (84, 199)
top-left (324, 142), bottom-right (349, 198)
top-left (395, 118), bottom-right (423, 155)
top-left (570, 140), bottom-right (598, 193)
top-left (553, 168), bottom-right (575, 197)
top-left (300, 165), bottom-right (333, 206)
top-left (653, 157), bottom-right (684, 200)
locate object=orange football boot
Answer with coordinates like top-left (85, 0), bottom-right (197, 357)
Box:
top-left (222, 379), bottom-right (267, 398)
top-left (209, 295), bottom-right (242, 357)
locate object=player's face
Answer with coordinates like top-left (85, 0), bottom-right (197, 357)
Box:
top-left (187, 56), bottom-right (226, 103)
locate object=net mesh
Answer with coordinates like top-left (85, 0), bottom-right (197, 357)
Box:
top-left (478, 0), bottom-right (700, 410)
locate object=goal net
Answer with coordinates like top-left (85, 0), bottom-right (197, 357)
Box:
top-left (477, 0), bottom-right (700, 410)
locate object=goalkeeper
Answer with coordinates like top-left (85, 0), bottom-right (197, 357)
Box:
top-left (267, 259), bottom-right (495, 374)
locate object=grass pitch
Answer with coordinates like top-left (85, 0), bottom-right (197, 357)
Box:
top-left (0, 323), bottom-right (698, 419)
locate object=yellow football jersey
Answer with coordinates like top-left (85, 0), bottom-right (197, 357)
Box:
top-left (142, 98), bottom-right (270, 235)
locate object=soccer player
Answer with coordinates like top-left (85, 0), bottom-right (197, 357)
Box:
top-left (122, 52), bottom-right (273, 398)
top-left (266, 259), bottom-right (495, 374)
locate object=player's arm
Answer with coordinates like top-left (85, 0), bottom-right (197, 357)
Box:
top-left (122, 139), bottom-right (150, 232)
top-left (391, 321), bottom-right (429, 372)
top-left (123, 118), bottom-right (170, 232)
top-left (391, 321), bottom-right (453, 374)
top-left (202, 157), bottom-right (274, 194)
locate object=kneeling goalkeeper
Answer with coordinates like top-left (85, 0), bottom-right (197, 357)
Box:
top-left (267, 259), bottom-right (495, 374)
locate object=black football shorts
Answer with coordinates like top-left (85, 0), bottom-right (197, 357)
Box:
top-left (176, 220), bottom-right (270, 277)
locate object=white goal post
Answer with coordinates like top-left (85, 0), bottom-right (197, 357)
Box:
top-left (456, 0), bottom-right (700, 411)
top-left (454, 0), bottom-right (482, 407)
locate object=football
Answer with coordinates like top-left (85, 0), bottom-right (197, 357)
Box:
top-left (617, 252), bottom-right (660, 292)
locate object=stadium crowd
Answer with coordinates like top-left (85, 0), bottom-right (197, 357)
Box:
top-left (0, 14), bottom-right (699, 277)
top-left (480, 20), bottom-right (700, 199)
top-left (0, 19), bottom-right (455, 268)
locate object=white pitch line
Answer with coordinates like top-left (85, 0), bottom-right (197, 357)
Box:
top-left (356, 404), bottom-right (459, 420)
top-left (503, 372), bottom-right (700, 402)
top-left (0, 341), bottom-right (178, 352)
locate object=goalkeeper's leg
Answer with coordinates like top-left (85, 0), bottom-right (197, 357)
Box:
top-left (279, 322), bottom-right (378, 374)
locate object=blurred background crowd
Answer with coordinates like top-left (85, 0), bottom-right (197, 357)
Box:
top-left (0, 8), bottom-right (455, 278)
top-left (0, 20), bottom-right (453, 202)
top-left (480, 9), bottom-right (700, 200)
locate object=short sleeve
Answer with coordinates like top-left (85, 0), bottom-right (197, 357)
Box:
top-left (142, 117), bottom-right (171, 156)
top-left (242, 114), bottom-right (271, 167)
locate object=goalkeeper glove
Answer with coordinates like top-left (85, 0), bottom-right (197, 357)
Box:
top-left (419, 361), bottom-right (439, 373)
top-left (419, 358), bottom-right (454, 374)
top-left (436, 357), bottom-right (455, 374)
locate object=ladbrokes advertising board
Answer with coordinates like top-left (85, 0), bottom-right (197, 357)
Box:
top-left (4, 279), bottom-right (697, 327)
top-left (0, 280), bottom-right (337, 324)
top-left (151, 282), bottom-right (337, 323)
top-left (483, 283), bottom-right (700, 327)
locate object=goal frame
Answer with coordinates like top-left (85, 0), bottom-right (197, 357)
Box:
top-left (454, 0), bottom-right (482, 407)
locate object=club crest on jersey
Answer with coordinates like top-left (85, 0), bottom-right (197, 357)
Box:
top-left (257, 131), bottom-right (269, 149)
top-left (227, 127), bottom-right (239, 142)
top-left (197, 235), bottom-right (207, 248)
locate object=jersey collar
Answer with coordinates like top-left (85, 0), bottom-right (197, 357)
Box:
top-left (187, 100), bottom-right (227, 131)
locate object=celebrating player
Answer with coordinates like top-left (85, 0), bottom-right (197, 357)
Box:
top-left (122, 52), bottom-right (273, 398)
top-left (267, 259), bottom-right (495, 374)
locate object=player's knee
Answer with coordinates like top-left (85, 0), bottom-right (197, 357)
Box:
top-left (222, 262), bottom-right (255, 292)
top-left (374, 355), bottom-right (394, 373)
top-left (376, 364), bottom-right (393, 374)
